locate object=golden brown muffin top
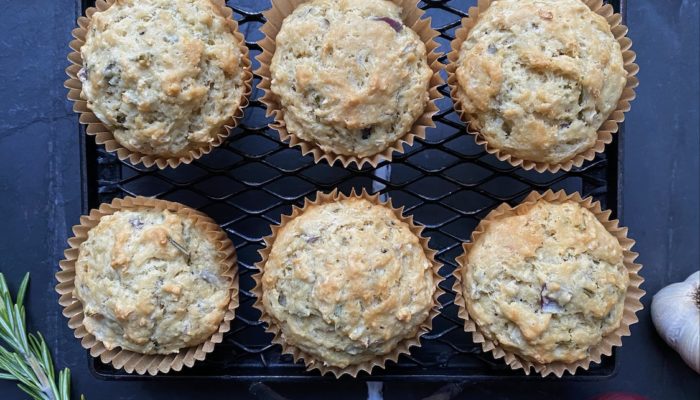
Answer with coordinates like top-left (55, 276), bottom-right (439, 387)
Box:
top-left (75, 209), bottom-right (230, 354)
top-left (455, 0), bottom-right (626, 163)
top-left (463, 200), bottom-right (628, 364)
top-left (81, 0), bottom-right (245, 157)
top-left (270, 0), bottom-right (432, 158)
top-left (261, 198), bottom-right (435, 368)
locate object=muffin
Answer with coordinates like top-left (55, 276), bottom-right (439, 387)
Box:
top-left (255, 192), bottom-right (439, 375)
top-left (73, 207), bottom-right (232, 355)
top-left (78, 0), bottom-right (249, 160)
top-left (268, 0), bottom-right (433, 161)
top-left (458, 195), bottom-right (636, 372)
top-left (450, 0), bottom-right (629, 166)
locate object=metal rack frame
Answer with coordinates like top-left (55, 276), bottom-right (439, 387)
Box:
top-left (78, 0), bottom-right (625, 381)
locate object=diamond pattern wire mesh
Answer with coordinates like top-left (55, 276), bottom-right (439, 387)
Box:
top-left (83, 0), bottom-right (622, 380)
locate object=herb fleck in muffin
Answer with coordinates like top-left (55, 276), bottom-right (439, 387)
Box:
top-left (260, 198), bottom-right (436, 369)
top-left (74, 209), bottom-right (231, 354)
top-left (462, 199), bottom-right (628, 364)
top-left (80, 0), bottom-right (247, 157)
top-left (269, 0), bottom-right (432, 158)
top-left (454, 0), bottom-right (627, 164)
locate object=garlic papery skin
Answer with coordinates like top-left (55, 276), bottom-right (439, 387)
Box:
top-left (651, 271), bottom-right (700, 374)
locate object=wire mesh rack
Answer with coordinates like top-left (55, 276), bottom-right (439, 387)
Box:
top-left (80, 0), bottom-right (624, 381)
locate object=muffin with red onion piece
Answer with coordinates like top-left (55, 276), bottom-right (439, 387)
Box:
top-left (461, 199), bottom-right (628, 364)
top-left (269, 0), bottom-right (432, 159)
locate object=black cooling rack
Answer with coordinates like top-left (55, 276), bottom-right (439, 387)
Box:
top-left (79, 0), bottom-right (625, 381)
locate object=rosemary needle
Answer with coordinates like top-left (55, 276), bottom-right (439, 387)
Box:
top-left (167, 236), bottom-right (191, 262)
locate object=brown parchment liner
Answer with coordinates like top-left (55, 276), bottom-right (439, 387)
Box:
top-left (55, 196), bottom-right (239, 375)
top-left (256, 0), bottom-right (444, 168)
top-left (446, 0), bottom-right (639, 173)
top-left (64, 0), bottom-right (253, 169)
top-left (453, 189), bottom-right (645, 377)
top-left (252, 189), bottom-right (445, 377)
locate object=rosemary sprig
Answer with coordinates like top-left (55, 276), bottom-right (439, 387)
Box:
top-left (0, 272), bottom-right (84, 400)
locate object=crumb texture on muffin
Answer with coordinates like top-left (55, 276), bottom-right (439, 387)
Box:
top-left (261, 198), bottom-right (435, 368)
top-left (464, 200), bottom-right (628, 364)
top-left (455, 0), bottom-right (626, 163)
top-left (80, 0), bottom-right (245, 157)
top-left (74, 209), bottom-right (230, 354)
top-left (270, 0), bottom-right (432, 158)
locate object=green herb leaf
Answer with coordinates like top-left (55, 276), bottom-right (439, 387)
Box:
top-left (16, 274), bottom-right (29, 308)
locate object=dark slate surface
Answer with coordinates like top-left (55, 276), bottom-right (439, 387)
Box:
top-left (0, 0), bottom-right (698, 399)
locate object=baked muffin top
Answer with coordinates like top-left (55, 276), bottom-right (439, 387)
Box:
top-left (454, 0), bottom-right (626, 164)
top-left (463, 200), bottom-right (628, 364)
top-left (261, 198), bottom-right (435, 368)
top-left (270, 0), bottom-right (432, 158)
top-left (80, 0), bottom-right (246, 157)
top-left (74, 209), bottom-right (230, 354)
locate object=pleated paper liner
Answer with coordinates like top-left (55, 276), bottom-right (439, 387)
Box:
top-left (64, 0), bottom-right (253, 169)
top-left (446, 0), bottom-right (639, 173)
top-left (55, 196), bottom-right (239, 376)
top-left (453, 189), bottom-right (645, 377)
top-left (256, 0), bottom-right (444, 168)
top-left (251, 189), bottom-right (445, 377)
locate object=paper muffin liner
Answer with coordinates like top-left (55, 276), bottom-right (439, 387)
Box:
top-left (64, 0), bottom-right (253, 169)
top-left (251, 189), bottom-right (444, 377)
top-left (55, 196), bottom-right (238, 375)
top-left (256, 0), bottom-right (444, 168)
top-left (446, 0), bottom-right (639, 173)
top-left (453, 189), bottom-right (645, 377)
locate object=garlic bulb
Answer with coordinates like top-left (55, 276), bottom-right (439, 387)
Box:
top-left (651, 271), bottom-right (700, 374)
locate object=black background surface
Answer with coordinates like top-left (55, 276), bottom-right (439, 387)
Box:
top-left (0, 0), bottom-right (698, 399)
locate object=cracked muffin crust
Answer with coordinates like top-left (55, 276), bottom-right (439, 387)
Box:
top-left (74, 209), bottom-right (230, 354)
top-left (260, 198), bottom-right (435, 369)
top-left (462, 199), bottom-right (629, 364)
top-left (80, 0), bottom-right (246, 157)
top-left (269, 0), bottom-right (432, 158)
top-left (454, 0), bottom-right (627, 164)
